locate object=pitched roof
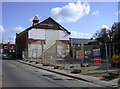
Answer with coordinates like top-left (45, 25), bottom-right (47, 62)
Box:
top-left (17, 17), bottom-right (71, 37)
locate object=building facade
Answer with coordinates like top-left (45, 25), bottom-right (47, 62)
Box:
top-left (16, 16), bottom-right (71, 62)
top-left (1, 42), bottom-right (16, 58)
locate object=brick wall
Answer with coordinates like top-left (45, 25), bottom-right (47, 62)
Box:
top-left (16, 31), bottom-right (28, 59)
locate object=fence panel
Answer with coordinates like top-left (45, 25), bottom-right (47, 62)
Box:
top-left (22, 43), bottom-right (120, 77)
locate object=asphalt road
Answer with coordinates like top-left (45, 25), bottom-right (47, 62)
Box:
top-left (2, 59), bottom-right (103, 87)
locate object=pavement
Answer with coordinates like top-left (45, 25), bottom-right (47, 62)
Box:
top-left (16, 59), bottom-right (120, 87)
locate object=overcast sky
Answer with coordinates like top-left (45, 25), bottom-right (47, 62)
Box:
top-left (0, 1), bottom-right (118, 43)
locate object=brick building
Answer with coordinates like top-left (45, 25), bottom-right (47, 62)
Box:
top-left (16, 16), bottom-right (71, 62)
top-left (2, 42), bottom-right (16, 58)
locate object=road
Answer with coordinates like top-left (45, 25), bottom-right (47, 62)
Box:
top-left (2, 59), bottom-right (103, 87)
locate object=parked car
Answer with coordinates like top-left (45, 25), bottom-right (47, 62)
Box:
top-left (2, 53), bottom-right (9, 58)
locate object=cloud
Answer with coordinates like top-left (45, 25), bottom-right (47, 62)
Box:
top-left (70, 30), bottom-right (91, 38)
top-left (95, 25), bottom-right (111, 33)
top-left (9, 36), bottom-right (16, 43)
top-left (91, 10), bottom-right (99, 16)
top-left (2, 26), bottom-right (25, 43)
top-left (0, 25), bottom-right (4, 43)
top-left (2, 35), bottom-right (16, 44)
top-left (50, 1), bottom-right (90, 23)
top-left (4, 26), bottom-right (25, 33)
top-left (102, 25), bottom-right (110, 30)
top-left (0, 25), bottom-right (4, 33)
top-left (29, 14), bottom-right (41, 22)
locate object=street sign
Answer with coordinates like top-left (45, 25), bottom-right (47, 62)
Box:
top-left (94, 57), bottom-right (101, 65)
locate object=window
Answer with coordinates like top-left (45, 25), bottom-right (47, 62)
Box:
top-left (48, 24), bottom-right (53, 27)
top-left (11, 46), bottom-right (14, 49)
top-left (4, 46), bottom-right (8, 49)
top-left (13, 50), bottom-right (15, 52)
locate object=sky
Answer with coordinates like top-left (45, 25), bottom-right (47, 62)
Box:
top-left (0, 1), bottom-right (118, 43)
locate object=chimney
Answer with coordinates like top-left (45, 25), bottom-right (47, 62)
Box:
top-left (32, 16), bottom-right (39, 26)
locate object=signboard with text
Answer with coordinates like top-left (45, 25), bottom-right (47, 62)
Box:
top-left (76, 50), bottom-right (84, 59)
top-left (93, 49), bottom-right (101, 56)
top-left (85, 50), bottom-right (91, 55)
top-left (85, 50), bottom-right (91, 59)
top-left (94, 57), bottom-right (101, 65)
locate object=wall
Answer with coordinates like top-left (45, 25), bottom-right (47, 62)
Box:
top-left (16, 31), bottom-right (28, 59)
top-left (57, 41), bottom-right (69, 58)
top-left (45, 29), bottom-right (59, 50)
top-left (28, 41), bottom-right (42, 59)
top-left (28, 28), bottom-right (70, 60)
top-left (28, 28), bottom-right (60, 50)
top-left (28, 28), bottom-right (45, 39)
top-left (59, 31), bottom-right (70, 40)
top-left (28, 28), bottom-right (69, 49)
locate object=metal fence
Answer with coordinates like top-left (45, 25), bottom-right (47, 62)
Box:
top-left (56, 43), bottom-right (120, 77)
top-left (22, 43), bottom-right (120, 77)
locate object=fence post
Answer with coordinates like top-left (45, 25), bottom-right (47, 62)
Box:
top-left (36, 49), bottom-right (37, 63)
top-left (55, 41), bottom-right (57, 66)
top-left (41, 41), bottom-right (44, 64)
top-left (73, 45), bottom-right (75, 68)
top-left (112, 43), bottom-right (114, 54)
top-left (109, 44), bottom-right (112, 63)
top-left (105, 43), bottom-right (109, 76)
top-left (73, 45), bottom-right (75, 60)
top-left (81, 43), bottom-right (84, 65)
